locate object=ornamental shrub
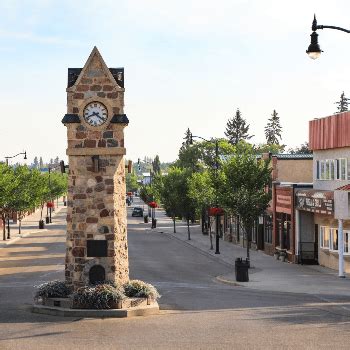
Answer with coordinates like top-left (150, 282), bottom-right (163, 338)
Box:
top-left (35, 280), bottom-right (71, 299)
top-left (123, 280), bottom-right (160, 300)
top-left (71, 283), bottom-right (125, 309)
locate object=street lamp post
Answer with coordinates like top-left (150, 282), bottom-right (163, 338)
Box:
top-left (4, 151), bottom-right (27, 240)
top-left (190, 134), bottom-right (220, 254)
top-left (5, 151), bottom-right (27, 166)
top-left (306, 14), bottom-right (350, 59)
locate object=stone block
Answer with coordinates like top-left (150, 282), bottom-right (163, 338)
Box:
top-left (103, 85), bottom-right (114, 91)
top-left (72, 247), bottom-right (85, 257)
top-left (73, 93), bottom-right (84, 99)
top-left (100, 209), bottom-right (109, 217)
top-left (86, 217), bottom-right (98, 223)
top-left (90, 84), bottom-right (102, 91)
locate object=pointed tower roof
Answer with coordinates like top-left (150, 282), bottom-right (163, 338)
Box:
top-left (66, 46), bottom-right (124, 91)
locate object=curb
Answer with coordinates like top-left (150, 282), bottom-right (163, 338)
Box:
top-left (216, 275), bottom-right (244, 287)
top-left (32, 302), bottom-right (160, 318)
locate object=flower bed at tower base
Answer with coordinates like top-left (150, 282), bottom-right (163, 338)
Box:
top-left (32, 280), bottom-right (160, 318)
top-left (32, 300), bottom-right (159, 318)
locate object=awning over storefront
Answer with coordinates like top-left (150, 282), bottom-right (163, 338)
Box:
top-left (295, 189), bottom-right (333, 215)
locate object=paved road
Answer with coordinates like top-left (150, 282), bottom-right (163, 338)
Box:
top-left (0, 202), bottom-right (350, 349)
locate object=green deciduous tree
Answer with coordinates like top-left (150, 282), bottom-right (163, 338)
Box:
top-left (0, 164), bottom-right (16, 240)
top-left (288, 142), bottom-right (312, 154)
top-left (126, 172), bottom-right (139, 193)
top-left (222, 142), bottom-right (271, 260)
top-left (225, 109), bottom-right (253, 145)
top-left (254, 143), bottom-right (285, 155)
top-left (264, 109), bottom-right (282, 145)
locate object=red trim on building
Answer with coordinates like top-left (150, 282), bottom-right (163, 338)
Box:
top-left (309, 112), bottom-right (350, 150)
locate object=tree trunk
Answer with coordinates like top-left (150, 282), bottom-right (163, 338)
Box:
top-left (173, 216), bottom-right (176, 233)
top-left (187, 219), bottom-right (191, 240)
top-left (2, 215), bottom-right (6, 241)
top-left (246, 223), bottom-right (252, 263)
top-left (209, 219), bottom-right (213, 250)
top-left (19, 219), bottom-right (22, 235)
top-left (7, 214), bottom-right (10, 240)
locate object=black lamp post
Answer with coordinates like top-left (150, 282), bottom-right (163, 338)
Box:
top-left (189, 134), bottom-right (221, 254)
top-left (5, 151), bottom-right (27, 166)
top-left (4, 151), bottom-right (27, 239)
top-left (306, 14), bottom-right (350, 59)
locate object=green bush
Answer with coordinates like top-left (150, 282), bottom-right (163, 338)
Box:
top-left (71, 283), bottom-right (125, 309)
top-left (123, 280), bottom-right (160, 300)
top-left (35, 280), bottom-right (71, 299)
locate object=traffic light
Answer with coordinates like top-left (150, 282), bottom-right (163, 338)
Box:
top-left (137, 158), bottom-right (141, 171)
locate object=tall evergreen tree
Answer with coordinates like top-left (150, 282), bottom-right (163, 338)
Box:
top-left (39, 157), bottom-right (44, 169)
top-left (225, 109), bottom-right (253, 145)
top-left (264, 109), bottom-right (282, 145)
top-left (152, 155), bottom-right (161, 174)
top-left (33, 156), bottom-right (39, 169)
top-left (183, 128), bottom-right (193, 146)
top-left (335, 91), bottom-right (349, 113)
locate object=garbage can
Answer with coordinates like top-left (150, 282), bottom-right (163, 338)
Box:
top-left (144, 216), bottom-right (149, 223)
top-left (39, 220), bottom-right (45, 229)
top-left (235, 258), bottom-right (249, 282)
top-left (45, 216), bottom-right (50, 224)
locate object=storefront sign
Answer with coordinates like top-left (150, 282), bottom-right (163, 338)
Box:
top-left (276, 188), bottom-right (292, 214)
top-left (295, 190), bottom-right (333, 215)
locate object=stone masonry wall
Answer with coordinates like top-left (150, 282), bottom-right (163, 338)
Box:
top-left (64, 48), bottom-right (129, 290)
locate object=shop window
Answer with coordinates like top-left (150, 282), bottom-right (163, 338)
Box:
top-left (330, 228), bottom-right (338, 251)
top-left (340, 158), bottom-right (347, 180)
top-left (320, 226), bottom-right (330, 249)
top-left (317, 159), bottom-right (348, 180)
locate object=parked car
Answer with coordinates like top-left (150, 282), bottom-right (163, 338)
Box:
top-left (132, 207), bottom-right (144, 217)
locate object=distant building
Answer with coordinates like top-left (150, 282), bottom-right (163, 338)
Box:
top-left (142, 172), bottom-right (151, 185)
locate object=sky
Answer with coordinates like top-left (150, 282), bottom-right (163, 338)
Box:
top-left (1, 0), bottom-right (350, 165)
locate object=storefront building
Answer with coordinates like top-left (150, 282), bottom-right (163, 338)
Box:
top-left (295, 189), bottom-right (333, 265)
top-left (309, 111), bottom-right (350, 274)
top-left (224, 153), bottom-right (313, 256)
top-left (260, 153), bottom-right (313, 257)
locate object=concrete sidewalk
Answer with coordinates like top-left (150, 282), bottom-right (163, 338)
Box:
top-left (150, 205), bottom-right (350, 298)
top-left (0, 198), bottom-right (66, 248)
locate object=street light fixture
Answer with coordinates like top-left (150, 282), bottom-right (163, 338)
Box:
top-left (189, 133), bottom-right (221, 254)
top-left (306, 14), bottom-right (350, 59)
top-left (5, 151), bottom-right (27, 166)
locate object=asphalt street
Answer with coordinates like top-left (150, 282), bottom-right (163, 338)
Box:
top-left (0, 202), bottom-right (350, 349)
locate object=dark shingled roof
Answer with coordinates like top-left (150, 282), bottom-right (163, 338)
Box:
top-left (275, 153), bottom-right (313, 159)
top-left (110, 114), bottom-right (129, 124)
top-left (62, 114), bottom-right (81, 124)
top-left (67, 68), bottom-right (124, 88)
top-left (256, 153), bottom-right (313, 160)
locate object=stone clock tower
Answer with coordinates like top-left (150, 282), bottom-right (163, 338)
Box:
top-left (62, 47), bottom-right (129, 290)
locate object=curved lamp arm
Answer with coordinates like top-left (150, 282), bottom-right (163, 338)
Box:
top-left (307, 15), bottom-right (350, 59)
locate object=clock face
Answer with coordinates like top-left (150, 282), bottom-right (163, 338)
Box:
top-left (83, 102), bottom-right (108, 126)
